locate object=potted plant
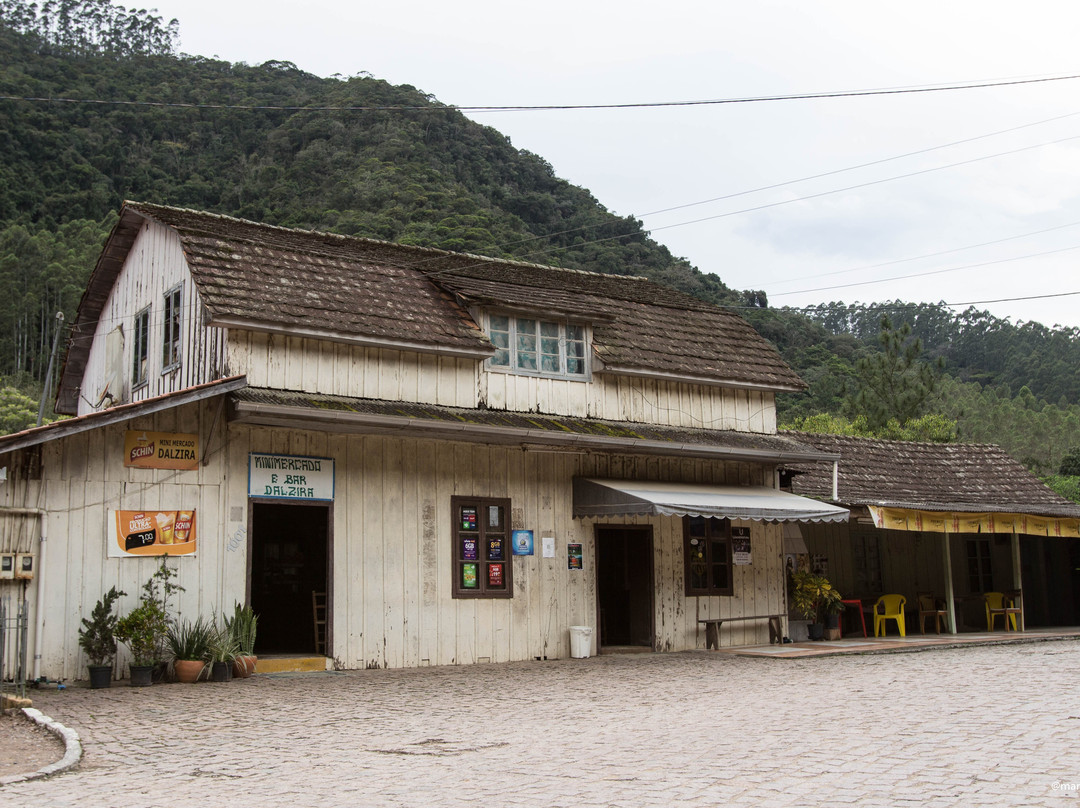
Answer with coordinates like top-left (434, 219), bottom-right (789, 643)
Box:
top-left (167, 617), bottom-right (213, 683)
top-left (208, 618), bottom-right (241, 683)
top-left (790, 569), bottom-right (843, 640)
top-left (78, 586), bottom-right (126, 688)
top-left (115, 558), bottom-right (184, 685)
top-left (225, 602), bottom-right (258, 678)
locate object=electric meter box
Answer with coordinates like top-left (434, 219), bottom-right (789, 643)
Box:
top-left (15, 553), bottom-right (34, 580)
top-left (0, 552), bottom-right (14, 579)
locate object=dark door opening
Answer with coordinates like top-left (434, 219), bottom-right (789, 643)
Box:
top-left (250, 502), bottom-right (330, 654)
top-left (596, 526), bottom-right (654, 648)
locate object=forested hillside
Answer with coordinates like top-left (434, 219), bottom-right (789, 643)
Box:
top-left (2, 0), bottom-right (1079, 496)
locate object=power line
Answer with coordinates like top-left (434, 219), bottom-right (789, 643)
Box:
top-left (770, 244), bottom-right (1080, 297)
top-left (764, 219), bottom-right (1080, 288)
top-left (2, 73), bottom-right (1078, 113)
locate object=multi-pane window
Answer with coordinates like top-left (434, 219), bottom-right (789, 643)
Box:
top-left (162, 285), bottom-right (182, 371)
top-left (452, 496), bottom-right (513, 598)
top-left (132, 306), bottom-right (150, 388)
top-left (488, 315), bottom-right (587, 379)
top-left (684, 516), bottom-right (733, 596)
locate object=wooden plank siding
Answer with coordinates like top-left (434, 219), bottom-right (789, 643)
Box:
top-left (76, 221), bottom-right (226, 416)
top-left (1, 402), bottom-right (789, 680)
top-left (227, 331), bottom-right (777, 431)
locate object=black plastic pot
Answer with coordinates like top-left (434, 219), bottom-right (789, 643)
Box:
top-left (129, 664), bottom-right (153, 687)
top-left (807, 622), bottom-right (825, 641)
top-left (88, 664), bottom-right (113, 689)
top-left (211, 661), bottom-right (232, 683)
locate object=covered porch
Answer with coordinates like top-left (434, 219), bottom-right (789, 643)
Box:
top-left (784, 432), bottom-right (1080, 638)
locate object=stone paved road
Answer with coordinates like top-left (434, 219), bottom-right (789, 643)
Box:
top-left (5, 640), bottom-right (1080, 807)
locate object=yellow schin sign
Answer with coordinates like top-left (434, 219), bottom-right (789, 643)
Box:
top-left (124, 431), bottom-right (199, 470)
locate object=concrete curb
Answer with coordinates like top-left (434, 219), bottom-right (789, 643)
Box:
top-left (0, 707), bottom-right (82, 786)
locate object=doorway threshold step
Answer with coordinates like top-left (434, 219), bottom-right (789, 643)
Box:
top-left (255, 655), bottom-right (331, 674)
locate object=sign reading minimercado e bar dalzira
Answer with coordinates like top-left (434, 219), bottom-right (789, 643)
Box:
top-left (248, 453), bottom-right (335, 501)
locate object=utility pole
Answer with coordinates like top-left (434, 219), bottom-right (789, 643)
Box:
top-left (36, 311), bottom-right (65, 427)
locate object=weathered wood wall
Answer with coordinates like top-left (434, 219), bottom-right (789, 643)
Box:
top-left (1, 406), bottom-right (787, 679)
top-left (227, 331), bottom-right (777, 432)
top-left (77, 221), bottom-right (227, 416)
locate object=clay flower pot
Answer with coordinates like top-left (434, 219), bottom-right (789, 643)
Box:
top-left (173, 659), bottom-right (206, 683)
top-left (232, 655), bottom-right (258, 679)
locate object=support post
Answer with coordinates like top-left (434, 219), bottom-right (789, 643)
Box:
top-left (942, 532), bottom-right (957, 634)
top-left (1011, 531), bottom-right (1024, 631)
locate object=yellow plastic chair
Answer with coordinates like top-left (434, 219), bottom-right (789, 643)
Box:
top-left (984, 592), bottom-right (1019, 631)
top-left (873, 594), bottom-right (907, 637)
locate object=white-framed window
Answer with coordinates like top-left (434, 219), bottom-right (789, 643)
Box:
top-left (487, 314), bottom-right (588, 380)
top-left (132, 306), bottom-right (150, 389)
top-left (162, 285), bottom-right (182, 371)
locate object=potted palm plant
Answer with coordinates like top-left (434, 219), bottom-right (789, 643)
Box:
top-left (167, 617), bottom-right (213, 683)
top-left (78, 586), bottom-right (126, 688)
top-left (225, 602), bottom-right (259, 678)
top-left (791, 569), bottom-right (843, 641)
top-left (208, 618), bottom-right (241, 682)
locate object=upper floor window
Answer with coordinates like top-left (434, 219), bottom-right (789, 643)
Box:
top-left (487, 314), bottom-right (588, 380)
top-left (162, 285), bottom-right (182, 371)
top-left (132, 306), bottom-right (150, 389)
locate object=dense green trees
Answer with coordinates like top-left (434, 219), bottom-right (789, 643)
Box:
top-left (2, 0), bottom-right (1080, 507)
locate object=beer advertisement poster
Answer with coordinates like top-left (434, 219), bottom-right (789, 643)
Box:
top-left (109, 510), bottom-right (197, 557)
top-left (124, 431), bottom-right (199, 470)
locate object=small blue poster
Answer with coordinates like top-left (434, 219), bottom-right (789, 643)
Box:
top-left (512, 529), bottom-right (534, 556)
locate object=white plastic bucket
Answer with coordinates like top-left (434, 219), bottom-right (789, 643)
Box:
top-left (569, 625), bottom-right (594, 658)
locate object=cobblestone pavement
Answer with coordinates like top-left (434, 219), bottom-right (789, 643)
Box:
top-left (5, 640), bottom-right (1080, 807)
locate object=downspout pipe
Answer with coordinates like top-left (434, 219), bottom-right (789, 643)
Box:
top-left (1, 506), bottom-right (48, 680)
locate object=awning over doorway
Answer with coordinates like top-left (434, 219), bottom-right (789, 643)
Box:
top-left (572, 478), bottom-right (849, 523)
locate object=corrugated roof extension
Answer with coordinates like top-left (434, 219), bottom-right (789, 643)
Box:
top-left (58, 202), bottom-right (804, 413)
top-left (785, 431), bottom-right (1080, 519)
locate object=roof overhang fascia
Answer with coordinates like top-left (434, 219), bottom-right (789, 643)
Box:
top-left (595, 363), bottom-right (806, 393)
top-left (0, 376), bottom-right (248, 455)
top-left (209, 315), bottom-right (494, 360)
top-left (228, 398), bottom-right (839, 464)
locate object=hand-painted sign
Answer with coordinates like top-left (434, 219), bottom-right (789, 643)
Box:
top-left (248, 453), bottom-right (334, 501)
top-left (124, 431), bottom-right (199, 470)
top-left (110, 510), bottom-right (196, 557)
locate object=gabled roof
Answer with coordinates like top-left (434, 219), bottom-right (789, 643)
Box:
top-left (785, 431), bottom-right (1080, 519)
top-left (59, 202), bottom-right (805, 413)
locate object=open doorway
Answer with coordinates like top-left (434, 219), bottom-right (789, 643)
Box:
top-left (595, 525), bottom-right (654, 650)
top-left (249, 501), bottom-right (330, 655)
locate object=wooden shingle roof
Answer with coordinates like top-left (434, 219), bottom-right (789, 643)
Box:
top-left (785, 432), bottom-right (1080, 519)
top-left (59, 202), bottom-right (805, 412)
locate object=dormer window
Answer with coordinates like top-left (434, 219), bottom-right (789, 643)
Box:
top-left (487, 314), bottom-right (588, 380)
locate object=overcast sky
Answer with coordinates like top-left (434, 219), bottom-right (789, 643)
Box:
top-left (145, 0), bottom-right (1080, 329)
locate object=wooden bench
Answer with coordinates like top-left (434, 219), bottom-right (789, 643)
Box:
top-left (699, 615), bottom-right (784, 649)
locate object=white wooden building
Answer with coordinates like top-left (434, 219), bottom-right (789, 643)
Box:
top-left (0, 203), bottom-right (847, 681)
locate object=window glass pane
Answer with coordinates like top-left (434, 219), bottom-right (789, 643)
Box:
top-left (540, 321), bottom-right (559, 338)
top-left (566, 324), bottom-right (584, 341)
top-left (566, 330), bottom-right (585, 375)
top-left (687, 516), bottom-right (707, 538)
top-left (490, 314), bottom-right (509, 332)
top-left (541, 352), bottom-right (560, 373)
top-left (516, 321), bottom-right (537, 370)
